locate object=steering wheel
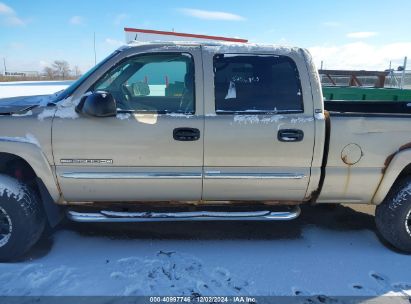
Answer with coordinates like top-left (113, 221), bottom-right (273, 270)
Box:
top-left (107, 87), bottom-right (131, 111)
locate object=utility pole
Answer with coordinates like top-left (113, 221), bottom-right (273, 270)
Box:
top-left (93, 32), bottom-right (97, 66)
top-left (320, 60), bottom-right (324, 83)
top-left (3, 57), bottom-right (6, 76)
top-left (388, 60), bottom-right (394, 87)
top-left (400, 56), bottom-right (407, 89)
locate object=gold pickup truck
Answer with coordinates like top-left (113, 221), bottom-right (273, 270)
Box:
top-left (1, 42), bottom-right (411, 260)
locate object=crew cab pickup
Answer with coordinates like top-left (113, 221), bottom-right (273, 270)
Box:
top-left (1, 41), bottom-right (411, 260)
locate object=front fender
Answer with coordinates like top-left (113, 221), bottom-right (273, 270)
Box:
top-left (0, 139), bottom-right (61, 202)
top-left (373, 148), bottom-right (411, 204)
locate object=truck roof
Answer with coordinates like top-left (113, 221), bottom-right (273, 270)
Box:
top-left (121, 28), bottom-right (304, 54)
top-left (118, 40), bottom-right (304, 55)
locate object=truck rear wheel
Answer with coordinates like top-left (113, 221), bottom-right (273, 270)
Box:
top-left (0, 174), bottom-right (46, 261)
top-left (375, 176), bottom-right (411, 252)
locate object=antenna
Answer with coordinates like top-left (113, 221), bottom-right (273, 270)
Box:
top-left (400, 56), bottom-right (407, 89)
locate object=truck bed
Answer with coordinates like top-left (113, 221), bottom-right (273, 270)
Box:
top-left (318, 105), bottom-right (411, 204)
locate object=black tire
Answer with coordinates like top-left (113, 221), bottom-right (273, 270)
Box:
top-left (375, 176), bottom-right (411, 252)
top-left (0, 174), bottom-right (46, 261)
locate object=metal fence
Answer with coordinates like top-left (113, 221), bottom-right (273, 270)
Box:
top-left (320, 71), bottom-right (411, 89)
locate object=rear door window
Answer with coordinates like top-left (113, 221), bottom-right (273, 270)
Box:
top-left (213, 54), bottom-right (303, 114)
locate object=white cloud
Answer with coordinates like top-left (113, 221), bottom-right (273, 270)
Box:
top-left (178, 8), bottom-right (245, 21)
top-left (69, 16), bottom-right (84, 25)
top-left (5, 15), bottom-right (25, 26)
top-left (0, 2), bottom-right (13, 14)
top-left (0, 2), bottom-right (25, 26)
top-left (105, 38), bottom-right (124, 47)
top-left (309, 42), bottom-right (411, 70)
top-left (346, 31), bottom-right (378, 39)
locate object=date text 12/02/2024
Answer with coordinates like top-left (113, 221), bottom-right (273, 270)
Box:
top-left (149, 296), bottom-right (257, 303)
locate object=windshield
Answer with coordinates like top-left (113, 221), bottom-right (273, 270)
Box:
top-left (53, 50), bottom-right (120, 102)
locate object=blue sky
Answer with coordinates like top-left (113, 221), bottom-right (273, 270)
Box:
top-left (0, 0), bottom-right (410, 73)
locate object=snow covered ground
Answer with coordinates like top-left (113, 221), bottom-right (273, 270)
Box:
top-left (0, 82), bottom-right (410, 301)
top-left (0, 205), bottom-right (410, 300)
top-left (0, 80), bottom-right (72, 98)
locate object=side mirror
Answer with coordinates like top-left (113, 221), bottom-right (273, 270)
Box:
top-left (76, 91), bottom-right (117, 117)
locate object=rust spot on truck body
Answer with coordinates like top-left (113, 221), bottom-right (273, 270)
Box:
top-left (341, 143), bottom-right (363, 165)
top-left (342, 164), bottom-right (352, 196)
top-left (308, 111), bottom-right (331, 203)
top-left (342, 155), bottom-right (348, 164)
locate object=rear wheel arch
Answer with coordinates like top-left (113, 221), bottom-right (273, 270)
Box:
top-left (377, 163), bottom-right (411, 204)
top-left (373, 149), bottom-right (411, 204)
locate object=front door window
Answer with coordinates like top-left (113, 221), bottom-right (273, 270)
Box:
top-left (93, 53), bottom-right (195, 114)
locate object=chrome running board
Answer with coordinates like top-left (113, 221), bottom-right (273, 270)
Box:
top-left (67, 207), bottom-right (301, 223)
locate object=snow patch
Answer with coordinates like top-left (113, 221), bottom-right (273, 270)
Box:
top-left (166, 113), bottom-right (193, 118)
top-left (0, 174), bottom-right (25, 200)
top-left (315, 112), bottom-right (325, 120)
top-left (0, 82), bottom-right (70, 99)
top-left (0, 210), bottom-right (410, 297)
top-left (116, 113), bottom-right (131, 120)
top-left (0, 133), bottom-right (41, 147)
top-left (110, 252), bottom-right (252, 296)
top-left (233, 115), bottom-right (259, 124)
top-left (291, 117), bottom-right (314, 124)
top-left (55, 106), bottom-right (79, 119)
top-left (393, 182), bottom-right (411, 205)
top-left (59, 96), bottom-right (75, 107)
top-left (12, 110), bottom-right (33, 117)
top-left (38, 104), bottom-right (78, 121)
top-left (233, 115), bottom-right (284, 124)
top-left (0, 264), bottom-right (79, 295)
top-left (25, 133), bottom-right (41, 147)
top-left (37, 108), bottom-right (56, 121)
top-left (260, 115), bottom-right (285, 123)
top-left (205, 42), bottom-right (302, 56)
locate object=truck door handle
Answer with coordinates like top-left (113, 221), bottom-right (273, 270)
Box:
top-left (278, 129), bottom-right (304, 142)
top-left (173, 128), bottom-right (200, 141)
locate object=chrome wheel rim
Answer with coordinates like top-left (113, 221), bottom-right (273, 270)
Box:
top-left (0, 207), bottom-right (12, 247)
top-left (406, 209), bottom-right (411, 237)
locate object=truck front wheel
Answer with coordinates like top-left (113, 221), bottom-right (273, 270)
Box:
top-left (375, 177), bottom-right (411, 252)
top-left (0, 174), bottom-right (46, 261)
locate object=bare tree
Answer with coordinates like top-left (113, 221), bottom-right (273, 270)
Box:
top-left (73, 65), bottom-right (82, 78)
top-left (43, 66), bottom-right (55, 79)
top-left (52, 60), bottom-right (71, 80)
